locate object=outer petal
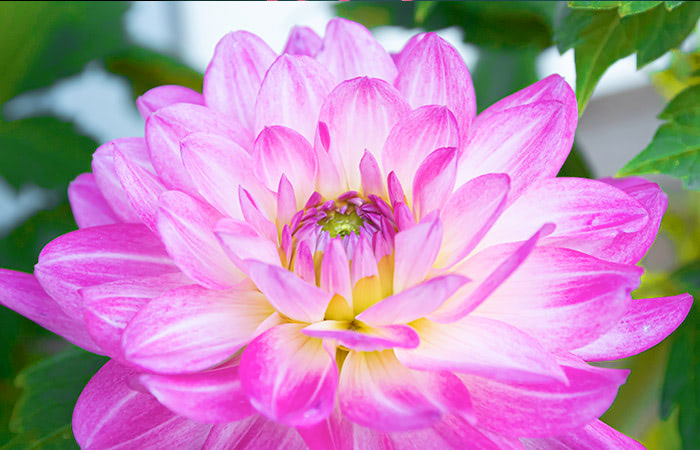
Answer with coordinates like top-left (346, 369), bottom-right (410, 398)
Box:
top-left (412, 147), bottom-right (457, 219)
top-left (522, 420), bottom-right (644, 449)
top-left (136, 85), bottom-right (204, 119)
top-left (114, 149), bottom-right (167, 233)
top-left (140, 357), bottom-right (255, 423)
top-left (122, 285), bottom-right (272, 374)
top-left (283, 26), bottom-right (323, 57)
top-left (573, 294), bottom-right (693, 361)
top-left (203, 31), bottom-right (276, 130)
top-left (73, 361), bottom-right (211, 450)
top-left (204, 416), bottom-right (307, 450)
top-left (393, 212), bottom-right (443, 292)
top-left (302, 321), bottom-right (419, 352)
top-left (395, 33), bottom-right (476, 143)
top-left (316, 18), bottom-right (397, 83)
top-left (68, 173), bottom-right (120, 228)
top-left (0, 269), bottom-right (102, 353)
top-left (157, 190), bottom-right (243, 289)
top-left (254, 55), bottom-right (335, 144)
top-left (240, 323), bottom-right (338, 427)
top-left (34, 224), bottom-right (177, 319)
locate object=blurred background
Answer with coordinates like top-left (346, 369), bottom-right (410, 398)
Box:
top-left (0, 2), bottom-right (697, 449)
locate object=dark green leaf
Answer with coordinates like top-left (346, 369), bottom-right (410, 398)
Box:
top-left (557, 142), bottom-right (594, 178)
top-left (568, 1), bottom-right (621, 11)
top-left (472, 47), bottom-right (539, 112)
top-left (666, 1), bottom-right (685, 10)
top-left (618, 1), bottom-right (663, 16)
top-left (335, 2), bottom-right (416, 29)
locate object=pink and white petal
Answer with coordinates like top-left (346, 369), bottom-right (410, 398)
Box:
top-left (80, 272), bottom-right (192, 359)
top-left (276, 175), bottom-right (298, 228)
top-left (255, 55), bottom-right (335, 144)
top-left (412, 147), bottom-right (458, 219)
top-left (246, 260), bottom-right (333, 323)
top-left (215, 218), bottom-right (281, 272)
top-left (397, 317), bottom-right (566, 384)
top-left (316, 18), bottom-right (397, 83)
top-left (473, 247), bottom-right (643, 351)
top-left (302, 321), bottom-right (419, 352)
top-left (395, 33), bottom-right (476, 143)
top-left (521, 420), bottom-right (644, 449)
top-left (114, 150), bottom-right (167, 233)
top-left (284, 26), bottom-right (323, 57)
top-left (321, 238), bottom-right (352, 302)
top-left (73, 361), bottom-right (211, 450)
top-left (0, 269), bottom-right (102, 354)
top-left (350, 235), bottom-right (378, 285)
top-left (145, 103), bottom-right (252, 192)
top-left (204, 415), bottom-right (307, 450)
top-left (34, 223), bottom-right (177, 319)
top-left (436, 173), bottom-right (510, 269)
top-left (294, 240), bottom-right (317, 285)
top-left (157, 190), bottom-right (243, 289)
top-left (357, 274), bottom-right (469, 326)
top-left (359, 150), bottom-right (386, 198)
top-left (319, 77), bottom-right (409, 191)
top-left (253, 125), bottom-right (318, 206)
top-left (136, 85), bottom-right (204, 119)
top-left (122, 285), bottom-right (272, 374)
top-left (460, 359), bottom-right (629, 437)
top-left (393, 212), bottom-right (443, 292)
top-left (382, 105), bottom-right (460, 196)
top-left (68, 173), bottom-right (120, 228)
top-left (457, 101), bottom-right (574, 199)
top-left (392, 33), bottom-right (426, 69)
top-left (478, 178), bottom-right (649, 251)
top-left (203, 31), bottom-right (277, 131)
top-left (240, 323), bottom-right (338, 427)
top-left (239, 187), bottom-right (278, 243)
top-left (139, 357), bottom-right (255, 423)
top-left (573, 294), bottom-right (693, 361)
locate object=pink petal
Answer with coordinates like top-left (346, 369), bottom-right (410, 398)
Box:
top-left (246, 260), bottom-right (333, 323)
top-left (122, 285), bottom-right (272, 374)
top-left (214, 218), bottom-right (281, 272)
top-left (139, 357), bottom-right (255, 423)
top-left (392, 33), bottom-right (426, 69)
top-left (136, 85), bottom-right (204, 119)
top-left (357, 274), bottom-right (469, 325)
top-left (393, 212), bottom-right (443, 292)
top-left (0, 269), bottom-right (102, 353)
top-left (573, 294), bottom-right (693, 361)
top-left (321, 238), bottom-right (352, 303)
top-left (395, 33), bottom-right (476, 144)
top-left (80, 272), bottom-right (192, 359)
top-left (276, 175), bottom-right (298, 228)
top-left (294, 240), bottom-right (317, 285)
top-left (316, 18), bottom-right (397, 83)
top-left (382, 105), bottom-right (460, 197)
top-left (157, 190), bottom-right (243, 289)
top-left (255, 55), bottom-right (335, 144)
top-left (474, 247), bottom-right (642, 351)
top-left (319, 77), bottom-right (409, 191)
top-left (145, 103), bottom-right (252, 192)
top-left (73, 361), bottom-right (211, 449)
top-left (283, 26), bottom-right (323, 57)
top-left (114, 149), bottom-right (166, 234)
top-left (412, 147), bottom-right (458, 219)
top-left (204, 415), bottom-right (306, 450)
top-left (302, 321), bottom-right (419, 352)
top-left (253, 125), bottom-right (318, 206)
top-left (359, 150), bottom-right (385, 198)
top-left (68, 173), bottom-right (120, 228)
top-left (34, 224), bottom-right (177, 319)
top-left (436, 173), bottom-right (510, 269)
top-left (350, 235), bottom-right (378, 285)
top-left (398, 317), bottom-right (566, 384)
top-left (240, 323), bottom-right (338, 427)
top-left (522, 419), bottom-right (644, 449)
top-left (203, 31), bottom-right (276, 131)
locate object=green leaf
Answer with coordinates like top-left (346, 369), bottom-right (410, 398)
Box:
top-left (666, 1), bottom-right (685, 10)
top-left (555, 1), bottom-right (700, 112)
top-left (570, 1), bottom-right (670, 16)
top-left (618, 85), bottom-right (700, 189)
top-left (568, 1), bottom-right (621, 11)
top-left (557, 142), bottom-right (595, 178)
top-left (0, 117), bottom-right (97, 190)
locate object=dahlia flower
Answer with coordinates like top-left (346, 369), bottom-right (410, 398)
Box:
top-left (0, 18), bottom-right (693, 449)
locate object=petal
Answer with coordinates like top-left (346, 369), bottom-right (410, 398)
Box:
top-left (68, 173), bottom-right (120, 228)
top-left (214, 218), bottom-right (281, 272)
top-left (34, 224), bottom-right (177, 319)
top-left (140, 357), bottom-right (255, 423)
top-left (114, 149), bottom-right (167, 233)
top-left (573, 294), bottom-right (693, 361)
top-left (382, 105), bottom-right (460, 197)
top-left (283, 26), bottom-right (323, 57)
top-left (157, 190), bottom-right (243, 289)
top-left (398, 317), bottom-right (566, 384)
top-left (203, 31), bottom-right (276, 130)
top-left (302, 321), bottom-right (419, 352)
top-left (255, 55), bottom-right (335, 144)
top-left (321, 238), bottom-right (352, 303)
top-left (0, 269), bottom-right (102, 353)
top-left (204, 415), bottom-right (306, 450)
top-left (393, 212), bottom-right (443, 292)
top-left (246, 260), bottom-right (333, 323)
top-left (319, 77), bottom-right (409, 191)
top-left (122, 285), bottom-right (272, 374)
top-left (350, 235), bottom-right (378, 286)
top-left (239, 187), bottom-right (278, 243)
top-left (522, 420), bottom-right (644, 449)
top-left (412, 147), bottom-right (458, 219)
top-left (136, 85), bottom-right (204, 119)
top-left (316, 18), bottom-right (397, 83)
top-left (392, 32), bottom-right (426, 69)
top-left (73, 361), bottom-right (211, 449)
top-left (395, 33), bottom-right (476, 143)
top-left (359, 150), bottom-right (385, 198)
top-left (240, 323), bottom-right (338, 427)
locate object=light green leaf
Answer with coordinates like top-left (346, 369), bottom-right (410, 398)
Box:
top-left (666, 1), bottom-right (685, 11)
top-left (568, 1), bottom-right (621, 10)
top-left (619, 1), bottom-right (663, 16)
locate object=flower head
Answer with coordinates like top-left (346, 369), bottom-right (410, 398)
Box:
top-left (0, 18), bottom-right (693, 449)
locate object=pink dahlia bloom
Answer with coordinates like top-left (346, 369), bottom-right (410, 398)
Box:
top-left (0, 19), bottom-right (693, 449)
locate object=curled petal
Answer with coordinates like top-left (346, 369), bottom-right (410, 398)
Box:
top-left (302, 321), bottom-right (419, 352)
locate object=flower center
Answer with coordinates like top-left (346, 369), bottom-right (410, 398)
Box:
top-left (319, 208), bottom-right (364, 237)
